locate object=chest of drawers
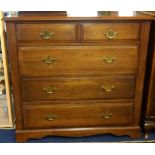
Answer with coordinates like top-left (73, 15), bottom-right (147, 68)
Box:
top-left (5, 12), bottom-right (153, 142)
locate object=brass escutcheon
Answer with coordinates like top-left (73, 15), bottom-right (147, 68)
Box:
top-left (44, 114), bottom-right (58, 121)
top-left (42, 86), bottom-right (56, 94)
top-left (105, 28), bottom-right (117, 39)
top-left (103, 56), bottom-right (116, 63)
top-left (101, 83), bottom-right (115, 92)
top-left (102, 112), bottom-right (112, 119)
top-left (40, 29), bottom-right (54, 39)
top-left (42, 56), bottom-right (56, 65)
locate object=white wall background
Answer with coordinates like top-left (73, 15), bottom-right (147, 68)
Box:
top-left (0, 0), bottom-right (155, 11)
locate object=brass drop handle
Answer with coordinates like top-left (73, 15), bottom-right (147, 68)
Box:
top-left (104, 28), bottom-right (117, 39)
top-left (101, 84), bottom-right (115, 92)
top-left (44, 114), bottom-right (58, 121)
top-left (43, 86), bottom-right (56, 94)
top-left (40, 30), bottom-right (54, 39)
top-left (103, 56), bottom-right (116, 63)
top-left (42, 56), bottom-right (56, 65)
top-left (102, 112), bottom-right (112, 119)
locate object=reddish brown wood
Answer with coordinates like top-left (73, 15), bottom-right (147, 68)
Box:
top-left (23, 102), bottom-right (133, 129)
top-left (5, 23), bottom-right (23, 130)
top-left (18, 46), bottom-right (138, 76)
top-left (5, 12), bottom-right (153, 142)
top-left (16, 23), bottom-right (78, 42)
top-left (133, 21), bottom-right (151, 125)
top-left (16, 127), bottom-right (141, 142)
top-left (21, 76), bottom-right (135, 101)
top-left (81, 23), bottom-right (140, 41)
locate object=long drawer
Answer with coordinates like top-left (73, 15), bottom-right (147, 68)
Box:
top-left (19, 46), bottom-right (138, 76)
top-left (16, 23), bottom-right (77, 42)
top-left (21, 76), bottom-right (135, 101)
top-left (23, 102), bottom-right (134, 129)
top-left (82, 23), bottom-right (140, 41)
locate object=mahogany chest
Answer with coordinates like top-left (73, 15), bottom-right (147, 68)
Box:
top-left (5, 11), bottom-right (153, 142)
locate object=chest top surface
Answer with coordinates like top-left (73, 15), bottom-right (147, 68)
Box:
top-left (4, 11), bottom-right (154, 22)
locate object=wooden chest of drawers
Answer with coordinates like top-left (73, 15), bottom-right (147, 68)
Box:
top-left (5, 12), bottom-right (153, 142)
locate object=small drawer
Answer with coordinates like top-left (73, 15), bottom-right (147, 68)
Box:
top-left (23, 102), bottom-right (134, 129)
top-left (19, 46), bottom-right (138, 76)
top-left (16, 23), bottom-right (77, 42)
top-left (21, 76), bottom-right (135, 101)
top-left (82, 23), bottom-right (140, 41)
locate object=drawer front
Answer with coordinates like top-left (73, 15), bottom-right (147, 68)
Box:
top-left (23, 102), bottom-right (134, 129)
top-left (16, 23), bottom-right (77, 42)
top-left (19, 46), bottom-right (138, 76)
top-left (21, 77), bottom-right (135, 101)
top-left (82, 23), bottom-right (140, 41)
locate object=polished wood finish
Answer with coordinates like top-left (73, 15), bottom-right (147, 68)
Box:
top-left (16, 127), bottom-right (141, 142)
top-left (16, 23), bottom-right (77, 42)
top-left (82, 23), bottom-right (140, 41)
top-left (21, 76), bottom-right (135, 101)
top-left (6, 23), bottom-right (23, 129)
top-left (19, 46), bottom-right (138, 76)
top-left (5, 12), bottom-right (152, 142)
top-left (23, 102), bottom-right (133, 129)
